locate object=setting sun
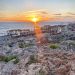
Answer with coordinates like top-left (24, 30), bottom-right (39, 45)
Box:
top-left (32, 17), bottom-right (39, 22)
top-left (31, 16), bottom-right (43, 42)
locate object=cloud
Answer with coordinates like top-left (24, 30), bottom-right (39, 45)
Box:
top-left (41, 11), bottom-right (48, 14)
top-left (53, 13), bottom-right (62, 16)
top-left (52, 13), bottom-right (62, 18)
top-left (0, 10), bottom-right (75, 22)
top-left (67, 12), bottom-right (75, 15)
top-left (24, 10), bottom-right (49, 17)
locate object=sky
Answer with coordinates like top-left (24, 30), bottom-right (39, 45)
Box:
top-left (0, 0), bottom-right (75, 22)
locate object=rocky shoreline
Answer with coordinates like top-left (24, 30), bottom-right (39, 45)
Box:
top-left (0, 23), bottom-right (75, 75)
top-left (0, 35), bottom-right (75, 75)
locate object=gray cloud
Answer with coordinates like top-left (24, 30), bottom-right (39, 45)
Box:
top-left (53, 13), bottom-right (62, 16)
top-left (67, 12), bottom-right (75, 15)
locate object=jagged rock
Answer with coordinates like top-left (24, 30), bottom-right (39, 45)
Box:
top-left (1, 62), bottom-right (17, 75)
top-left (70, 71), bottom-right (75, 75)
top-left (28, 63), bottom-right (42, 75)
top-left (55, 64), bottom-right (71, 75)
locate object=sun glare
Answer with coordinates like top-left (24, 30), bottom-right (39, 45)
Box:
top-left (32, 17), bottom-right (39, 22)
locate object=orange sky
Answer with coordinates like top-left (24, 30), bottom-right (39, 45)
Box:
top-left (0, 0), bottom-right (75, 22)
top-left (0, 10), bottom-right (75, 22)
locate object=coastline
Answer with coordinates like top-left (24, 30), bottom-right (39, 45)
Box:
top-left (0, 21), bottom-right (71, 36)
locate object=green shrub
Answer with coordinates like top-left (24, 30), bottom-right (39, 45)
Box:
top-left (49, 44), bottom-right (59, 49)
top-left (13, 57), bottom-right (19, 64)
top-left (18, 42), bottom-right (33, 48)
top-left (19, 43), bottom-right (25, 48)
top-left (0, 55), bottom-right (19, 64)
top-left (0, 55), bottom-right (6, 61)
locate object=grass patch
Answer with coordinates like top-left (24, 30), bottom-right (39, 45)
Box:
top-left (49, 44), bottom-right (59, 49)
top-left (13, 57), bottom-right (19, 64)
top-left (18, 42), bottom-right (25, 48)
top-left (18, 42), bottom-right (33, 48)
top-left (0, 55), bottom-right (19, 64)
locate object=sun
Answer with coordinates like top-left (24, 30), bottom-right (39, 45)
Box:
top-left (31, 17), bottom-right (39, 22)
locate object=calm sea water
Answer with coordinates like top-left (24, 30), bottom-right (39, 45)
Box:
top-left (0, 22), bottom-right (34, 36)
top-left (0, 22), bottom-right (68, 36)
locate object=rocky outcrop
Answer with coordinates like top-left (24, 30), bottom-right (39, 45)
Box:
top-left (0, 35), bottom-right (75, 75)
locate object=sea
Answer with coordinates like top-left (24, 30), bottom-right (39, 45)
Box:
top-left (0, 21), bottom-right (69, 36)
